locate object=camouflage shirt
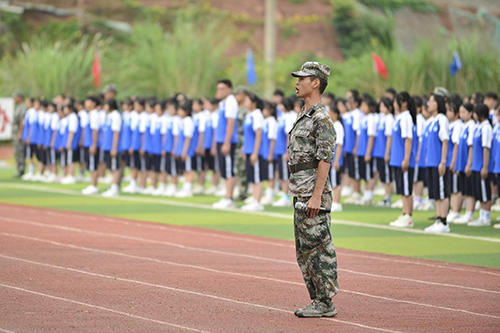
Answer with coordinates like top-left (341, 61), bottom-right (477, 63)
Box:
top-left (287, 100), bottom-right (336, 198)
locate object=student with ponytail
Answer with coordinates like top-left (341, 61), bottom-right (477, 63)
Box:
top-left (423, 94), bottom-right (450, 233)
top-left (389, 92), bottom-right (417, 228)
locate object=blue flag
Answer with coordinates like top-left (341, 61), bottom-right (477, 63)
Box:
top-left (449, 51), bottom-right (462, 76)
top-left (246, 49), bottom-right (257, 86)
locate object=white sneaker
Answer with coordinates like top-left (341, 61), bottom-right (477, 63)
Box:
top-left (390, 214), bottom-right (414, 228)
top-left (491, 203), bottom-right (500, 212)
top-left (373, 186), bottom-right (385, 196)
top-left (446, 212), bottom-right (461, 224)
top-left (214, 185), bottom-right (226, 197)
top-left (341, 186), bottom-right (353, 197)
top-left (391, 199), bottom-right (403, 209)
top-left (60, 176), bottom-right (76, 185)
top-left (241, 201), bottom-right (264, 211)
top-left (453, 215), bottom-right (474, 224)
top-left (357, 197), bottom-right (373, 206)
top-left (102, 175), bottom-right (113, 184)
top-left (419, 201), bottom-right (435, 211)
top-left (152, 187), bottom-right (164, 196)
top-left (244, 196), bottom-right (256, 204)
top-left (21, 173), bottom-right (33, 181)
top-left (82, 185), bottom-right (99, 195)
top-left (233, 187), bottom-right (241, 199)
top-left (32, 173), bottom-right (44, 182)
top-left (344, 193), bottom-right (361, 204)
top-left (475, 201), bottom-right (480, 210)
top-left (162, 185), bottom-right (177, 197)
top-left (375, 200), bottom-right (391, 207)
top-left (75, 174), bottom-right (85, 183)
top-left (102, 188), bottom-right (119, 197)
top-left (424, 221), bottom-right (440, 232)
top-left (174, 189), bottom-right (193, 198)
top-left (494, 223), bottom-right (500, 229)
top-left (122, 176), bottom-right (131, 182)
top-left (142, 186), bottom-right (155, 195)
top-left (122, 184), bottom-right (136, 194)
top-left (467, 219), bottom-right (491, 227)
top-left (193, 185), bottom-right (204, 195)
top-left (260, 196), bottom-right (274, 205)
top-left (272, 196), bottom-right (292, 207)
top-left (425, 221), bottom-right (450, 233)
top-left (135, 187), bottom-right (145, 194)
top-left (413, 201), bottom-right (423, 210)
top-left (330, 203), bottom-right (343, 212)
top-left (44, 173), bottom-right (57, 183)
top-left (212, 198), bottom-right (236, 209)
top-left (203, 186), bottom-right (216, 195)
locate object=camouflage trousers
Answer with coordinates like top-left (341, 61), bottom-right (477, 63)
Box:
top-left (13, 136), bottom-right (25, 175)
top-left (235, 142), bottom-right (248, 201)
top-left (294, 191), bottom-right (339, 300)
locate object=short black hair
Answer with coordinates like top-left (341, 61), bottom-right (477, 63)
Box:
top-left (349, 89), bottom-right (361, 106)
top-left (263, 101), bottom-right (277, 119)
top-left (310, 76), bottom-right (328, 95)
top-left (324, 92), bottom-right (335, 100)
top-left (105, 98), bottom-right (118, 111)
top-left (217, 79), bottom-right (233, 89)
top-left (273, 89), bottom-right (284, 97)
top-left (386, 88), bottom-right (397, 96)
top-left (485, 92), bottom-right (498, 100)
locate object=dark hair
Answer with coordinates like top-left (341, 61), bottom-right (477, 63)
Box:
top-left (349, 89), bottom-right (361, 107)
top-left (273, 89), bottom-right (284, 97)
top-left (449, 94), bottom-right (462, 115)
top-left (122, 98), bottom-right (133, 106)
top-left (474, 103), bottom-right (491, 124)
top-left (330, 99), bottom-right (343, 125)
top-left (263, 101), bottom-right (277, 119)
top-left (135, 98), bottom-right (146, 108)
top-left (310, 76), bottom-right (328, 94)
top-left (157, 99), bottom-right (167, 110)
top-left (217, 79), bottom-right (233, 89)
top-left (396, 92), bottom-right (417, 124)
top-left (379, 97), bottom-right (394, 115)
top-left (472, 92), bottom-right (484, 105)
top-left (461, 103), bottom-right (474, 113)
top-left (485, 92), bottom-right (498, 100)
top-left (281, 97), bottom-right (293, 112)
top-left (432, 94), bottom-right (447, 115)
top-left (105, 98), bottom-right (118, 111)
top-left (294, 98), bottom-right (305, 110)
top-left (324, 92), bottom-right (335, 101)
top-left (178, 100), bottom-right (192, 116)
top-left (40, 100), bottom-right (49, 108)
top-left (47, 102), bottom-right (56, 110)
top-left (63, 103), bottom-right (76, 113)
top-left (413, 96), bottom-right (423, 109)
top-left (361, 94), bottom-right (377, 113)
top-left (247, 92), bottom-right (264, 111)
top-left (209, 98), bottom-right (219, 105)
top-left (386, 88), bottom-right (396, 97)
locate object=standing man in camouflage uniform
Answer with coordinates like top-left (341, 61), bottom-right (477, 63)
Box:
top-left (12, 91), bottom-right (27, 178)
top-left (234, 86), bottom-right (249, 201)
top-left (288, 62), bottom-right (339, 317)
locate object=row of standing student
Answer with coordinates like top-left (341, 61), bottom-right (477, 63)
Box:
top-left (325, 89), bottom-right (500, 232)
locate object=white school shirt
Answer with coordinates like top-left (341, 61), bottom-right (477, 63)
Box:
top-left (122, 110), bottom-right (130, 126)
top-left (491, 109), bottom-right (498, 126)
top-left (181, 116), bottom-right (195, 138)
top-left (139, 111), bottom-right (150, 134)
top-left (129, 110), bottom-right (139, 131)
top-left (247, 109), bottom-right (265, 132)
top-left (160, 113), bottom-right (171, 135)
top-left (51, 113), bottom-right (60, 131)
top-left (384, 113), bottom-right (395, 137)
top-left (43, 111), bottom-right (52, 130)
top-left (285, 110), bottom-right (298, 133)
top-left (29, 109), bottom-right (39, 125)
top-left (211, 111), bottom-right (219, 130)
top-left (333, 120), bottom-right (344, 146)
top-left (351, 108), bottom-right (365, 133)
top-left (24, 108), bottom-right (35, 124)
top-left (109, 110), bottom-right (122, 132)
top-left (431, 113), bottom-right (449, 142)
top-left (468, 120), bottom-right (492, 148)
top-left (79, 109), bottom-right (89, 128)
top-left (266, 116), bottom-right (278, 140)
top-left (98, 109), bottom-right (107, 128)
top-left (89, 109), bottom-right (100, 131)
top-left (396, 110), bottom-right (413, 139)
top-left (67, 113), bottom-right (79, 133)
top-left (148, 113), bottom-right (159, 135)
top-left (220, 94), bottom-right (238, 120)
top-left (59, 117), bottom-right (68, 135)
top-left (172, 115), bottom-right (182, 136)
top-left (450, 119), bottom-right (464, 145)
top-left (462, 120), bottom-right (476, 146)
top-left (357, 112), bottom-right (378, 137)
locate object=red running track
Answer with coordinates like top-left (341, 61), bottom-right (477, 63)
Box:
top-left (0, 203), bottom-right (499, 332)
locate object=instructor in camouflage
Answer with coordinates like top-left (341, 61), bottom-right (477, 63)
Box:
top-left (12, 91), bottom-right (27, 178)
top-left (288, 62), bottom-right (339, 318)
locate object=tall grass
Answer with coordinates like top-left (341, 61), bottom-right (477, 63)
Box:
top-left (0, 35), bottom-right (106, 99)
top-left (106, 17), bottom-right (232, 98)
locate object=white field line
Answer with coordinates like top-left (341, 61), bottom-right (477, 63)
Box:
top-left (15, 206), bottom-right (500, 278)
top-left (0, 328), bottom-right (17, 333)
top-left (2, 182), bottom-right (500, 244)
top-left (1, 233), bottom-right (499, 320)
top-left (1, 216), bottom-right (499, 296)
top-left (0, 283), bottom-right (210, 333)
top-left (0, 255), bottom-right (403, 333)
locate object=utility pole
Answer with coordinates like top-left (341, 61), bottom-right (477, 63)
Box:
top-left (264, 0), bottom-right (276, 98)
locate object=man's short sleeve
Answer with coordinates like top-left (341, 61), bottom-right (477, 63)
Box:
top-left (224, 95), bottom-right (238, 119)
top-left (400, 113), bottom-right (413, 139)
top-left (315, 115), bottom-right (336, 163)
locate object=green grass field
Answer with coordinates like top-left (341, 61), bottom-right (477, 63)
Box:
top-left (0, 165), bottom-right (499, 269)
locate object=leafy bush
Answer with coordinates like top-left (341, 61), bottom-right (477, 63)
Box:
top-left (358, 0), bottom-right (440, 13)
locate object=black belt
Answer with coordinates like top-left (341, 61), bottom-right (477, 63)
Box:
top-left (288, 160), bottom-right (319, 174)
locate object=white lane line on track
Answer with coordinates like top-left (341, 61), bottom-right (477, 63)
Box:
top-left (0, 328), bottom-right (17, 333)
top-left (1, 233), bottom-right (499, 320)
top-left (0, 283), bottom-right (210, 333)
top-left (1, 216), bottom-right (499, 295)
top-left (23, 207), bottom-right (500, 278)
top-left (2, 182), bottom-right (500, 244)
top-left (0, 254), bottom-right (403, 333)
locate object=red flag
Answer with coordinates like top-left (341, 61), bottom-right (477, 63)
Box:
top-left (371, 53), bottom-right (388, 80)
top-left (92, 51), bottom-right (101, 88)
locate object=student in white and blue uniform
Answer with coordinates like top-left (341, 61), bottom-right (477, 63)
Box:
top-left (491, 107), bottom-right (500, 224)
top-left (174, 101), bottom-right (197, 198)
top-left (47, 103), bottom-right (60, 177)
top-left (81, 96), bottom-right (101, 195)
top-left (467, 104), bottom-right (493, 227)
top-left (213, 79), bottom-right (239, 209)
top-left (153, 100), bottom-right (170, 196)
top-left (373, 97), bottom-right (395, 206)
top-left (96, 98), bottom-right (107, 174)
top-left (60, 103), bottom-right (81, 184)
top-left (161, 99), bottom-right (181, 197)
top-left (99, 98), bottom-right (122, 197)
top-left (192, 99), bottom-right (206, 178)
top-left (412, 96), bottom-right (427, 208)
top-left (75, 100), bottom-right (88, 177)
top-left (356, 94), bottom-right (378, 204)
top-left (453, 103), bottom-right (476, 224)
top-left (260, 101), bottom-right (279, 205)
top-left (345, 90), bottom-right (365, 203)
top-left (148, 100), bottom-right (165, 193)
top-left (328, 101), bottom-right (344, 212)
top-left (423, 94), bottom-right (450, 233)
top-left (21, 98), bottom-right (36, 179)
top-left (445, 99), bottom-right (464, 223)
top-left (241, 93), bottom-right (265, 211)
top-left (389, 92), bottom-right (417, 228)
top-left (25, 100), bottom-right (40, 167)
top-left (31, 101), bottom-right (48, 180)
top-left (203, 98), bottom-right (216, 173)
top-left (122, 99), bottom-right (142, 194)
top-left (57, 109), bottom-right (69, 171)
top-left (119, 99), bottom-right (133, 169)
top-left (42, 103), bottom-right (55, 171)
top-left (142, 99), bottom-right (158, 194)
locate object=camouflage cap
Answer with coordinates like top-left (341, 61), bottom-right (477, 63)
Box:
top-left (103, 84), bottom-right (117, 94)
top-left (291, 61), bottom-right (330, 81)
top-left (233, 85), bottom-right (249, 95)
top-left (12, 90), bottom-right (24, 97)
top-left (433, 87), bottom-right (450, 98)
